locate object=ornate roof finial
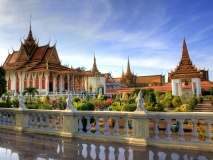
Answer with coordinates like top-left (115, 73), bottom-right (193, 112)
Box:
top-left (126, 56), bottom-right (131, 75)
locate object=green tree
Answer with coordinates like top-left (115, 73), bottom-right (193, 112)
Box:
top-left (0, 66), bottom-right (7, 97)
top-left (22, 87), bottom-right (39, 103)
top-left (148, 92), bottom-right (156, 104)
top-left (209, 86), bottom-right (213, 95)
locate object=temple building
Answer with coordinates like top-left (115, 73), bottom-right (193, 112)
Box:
top-left (111, 58), bottom-right (165, 88)
top-left (85, 54), bottom-right (106, 94)
top-left (3, 23), bottom-right (97, 95)
top-left (169, 39), bottom-right (203, 97)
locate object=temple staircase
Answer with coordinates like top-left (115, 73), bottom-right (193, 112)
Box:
top-left (193, 99), bottom-right (213, 112)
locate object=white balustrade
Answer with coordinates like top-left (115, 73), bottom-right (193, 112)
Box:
top-left (0, 111), bottom-right (15, 126)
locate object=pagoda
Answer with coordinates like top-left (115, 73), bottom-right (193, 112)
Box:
top-left (170, 38), bottom-right (202, 97)
top-left (120, 57), bottom-right (136, 87)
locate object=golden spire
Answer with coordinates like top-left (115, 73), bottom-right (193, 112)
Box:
top-left (181, 38), bottom-right (190, 61)
top-left (126, 57), bottom-right (131, 75)
top-left (91, 53), bottom-right (100, 76)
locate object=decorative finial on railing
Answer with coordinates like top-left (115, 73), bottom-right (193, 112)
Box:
top-left (135, 90), bottom-right (147, 112)
top-left (66, 94), bottom-right (76, 111)
top-left (19, 95), bottom-right (27, 109)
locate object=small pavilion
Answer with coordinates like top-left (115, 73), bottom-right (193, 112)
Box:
top-left (170, 39), bottom-right (202, 97)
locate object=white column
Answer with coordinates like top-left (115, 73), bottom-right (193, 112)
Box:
top-left (67, 74), bottom-right (70, 92)
top-left (192, 78), bottom-right (201, 97)
top-left (86, 76), bottom-right (89, 92)
top-left (178, 79), bottom-right (182, 96)
top-left (19, 71), bottom-right (23, 95)
top-left (192, 82), bottom-right (194, 95)
top-left (53, 74), bottom-right (57, 92)
top-left (38, 72), bottom-right (42, 94)
top-left (32, 72), bottom-right (36, 87)
top-left (45, 71), bottom-right (50, 95)
top-left (72, 74), bottom-right (75, 93)
top-left (14, 72), bottom-right (17, 96)
top-left (60, 75), bottom-right (63, 92)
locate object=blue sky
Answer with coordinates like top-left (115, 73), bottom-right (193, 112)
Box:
top-left (1, 0), bottom-right (213, 81)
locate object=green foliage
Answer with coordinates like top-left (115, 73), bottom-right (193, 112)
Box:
top-left (73, 97), bottom-right (80, 103)
top-left (11, 99), bottom-right (19, 108)
top-left (141, 88), bottom-right (154, 99)
top-left (110, 101), bottom-right (122, 111)
top-left (97, 93), bottom-right (103, 100)
top-left (57, 96), bottom-right (66, 110)
top-left (75, 102), bottom-right (95, 110)
top-left (161, 98), bottom-right (173, 108)
top-left (172, 96), bottom-right (182, 108)
top-left (186, 96), bottom-right (197, 110)
top-left (115, 93), bottom-right (121, 102)
top-left (148, 92), bottom-right (156, 104)
top-left (130, 88), bottom-right (140, 97)
top-left (22, 87), bottom-right (39, 103)
top-left (127, 98), bottom-right (135, 104)
top-left (86, 94), bottom-right (90, 101)
top-left (0, 66), bottom-right (7, 97)
top-left (174, 104), bottom-right (192, 112)
top-left (154, 90), bottom-right (161, 103)
top-left (121, 103), bottom-right (136, 112)
top-left (181, 95), bottom-right (187, 104)
top-left (144, 102), bottom-right (164, 112)
top-left (209, 86), bottom-right (213, 95)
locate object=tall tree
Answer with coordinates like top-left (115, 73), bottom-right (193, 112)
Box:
top-left (0, 66), bottom-right (7, 97)
top-left (22, 87), bottom-right (39, 103)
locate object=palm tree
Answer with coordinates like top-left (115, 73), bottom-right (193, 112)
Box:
top-left (22, 87), bottom-right (39, 103)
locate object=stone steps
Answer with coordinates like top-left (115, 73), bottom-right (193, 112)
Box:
top-left (193, 100), bottom-right (213, 112)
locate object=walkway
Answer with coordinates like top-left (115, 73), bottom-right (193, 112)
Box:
top-left (0, 129), bottom-right (212, 160)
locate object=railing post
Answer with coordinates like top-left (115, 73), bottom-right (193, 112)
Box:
top-left (131, 111), bottom-right (148, 145)
top-left (15, 109), bottom-right (29, 131)
top-left (61, 111), bottom-right (78, 137)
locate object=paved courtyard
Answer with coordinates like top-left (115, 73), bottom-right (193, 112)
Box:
top-left (0, 129), bottom-right (212, 160)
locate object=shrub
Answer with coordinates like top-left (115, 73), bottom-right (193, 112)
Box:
top-left (121, 103), bottom-right (136, 112)
top-left (76, 102), bottom-right (95, 110)
top-left (148, 92), bottom-right (156, 104)
top-left (172, 96), bottom-right (182, 108)
top-left (105, 98), bottom-right (114, 107)
top-left (174, 104), bottom-right (192, 112)
top-left (209, 86), bottom-right (213, 95)
top-left (130, 88), bottom-right (141, 97)
top-left (121, 92), bottom-right (128, 102)
top-left (73, 97), bottom-right (80, 103)
top-left (144, 102), bottom-right (164, 112)
top-left (187, 96), bottom-right (197, 110)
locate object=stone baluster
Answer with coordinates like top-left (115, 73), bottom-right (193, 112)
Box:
top-left (45, 115), bottom-right (50, 130)
top-left (205, 119), bottom-right (213, 143)
top-left (52, 115), bottom-right (56, 131)
top-left (94, 117), bottom-right (102, 135)
top-left (0, 112), bottom-right (3, 125)
top-left (29, 114), bottom-right (33, 128)
top-left (177, 119), bottom-right (185, 141)
top-left (10, 113), bottom-right (13, 125)
top-left (104, 117), bottom-right (110, 135)
top-left (191, 119), bottom-right (198, 142)
top-left (85, 116), bottom-right (92, 134)
top-left (123, 117), bottom-right (129, 137)
top-left (165, 119), bottom-right (172, 140)
top-left (33, 114), bottom-right (38, 128)
top-left (78, 116), bottom-right (84, 133)
top-left (58, 116), bottom-right (63, 131)
top-left (39, 114), bottom-right (44, 129)
top-left (113, 117), bottom-right (120, 136)
top-left (153, 119), bottom-right (159, 140)
top-left (6, 113), bottom-right (9, 125)
top-left (90, 144), bottom-right (97, 160)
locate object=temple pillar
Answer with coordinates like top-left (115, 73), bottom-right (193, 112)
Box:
top-left (86, 76), bottom-right (89, 92)
top-left (192, 78), bottom-right (201, 97)
top-left (172, 79), bottom-right (181, 96)
top-left (45, 71), bottom-right (50, 95)
top-left (14, 72), bottom-right (17, 96)
top-left (80, 76), bottom-right (82, 93)
top-left (60, 75), bottom-right (63, 92)
top-left (19, 71), bottom-right (23, 95)
top-left (192, 82), bottom-right (194, 95)
top-left (32, 72), bottom-right (36, 87)
top-left (38, 72), bottom-right (42, 94)
top-left (72, 74), bottom-right (75, 93)
top-left (67, 74), bottom-right (70, 93)
top-left (53, 74), bottom-right (57, 93)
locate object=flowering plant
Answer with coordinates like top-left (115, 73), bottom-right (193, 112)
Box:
top-left (105, 98), bottom-right (114, 107)
top-left (90, 99), bottom-right (105, 110)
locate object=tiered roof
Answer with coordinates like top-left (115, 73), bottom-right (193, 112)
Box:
top-left (3, 24), bottom-right (91, 76)
top-left (170, 39), bottom-right (202, 79)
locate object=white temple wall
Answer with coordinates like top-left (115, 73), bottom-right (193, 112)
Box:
top-left (85, 77), bottom-right (106, 94)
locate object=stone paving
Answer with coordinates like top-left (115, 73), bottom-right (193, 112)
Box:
top-left (0, 129), bottom-right (212, 159)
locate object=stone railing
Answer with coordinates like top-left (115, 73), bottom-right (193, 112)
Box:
top-left (0, 91), bottom-right (212, 151)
